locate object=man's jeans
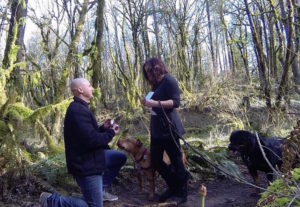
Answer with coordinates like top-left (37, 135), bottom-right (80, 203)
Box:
top-left (47, 175), bottom-right (102, 207)
top-left (103, 149), bottom-right (127, 188)
top-left (46, 150), bottom-right (126, 207)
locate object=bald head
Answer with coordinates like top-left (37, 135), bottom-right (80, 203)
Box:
top-left (70, 78), bottom-right (88, 95)
top-left (70, 78), bottom-right (94, 102)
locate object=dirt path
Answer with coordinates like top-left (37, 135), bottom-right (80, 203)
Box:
top-left (103, 166), bottom-right (265, 207)
top-left (103, 178), bottom-right (260, 207)
top-left (1, 166), bottom-right (265, 207)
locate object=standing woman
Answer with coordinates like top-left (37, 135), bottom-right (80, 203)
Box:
top-left (141, 58), bottom-right (187, 203)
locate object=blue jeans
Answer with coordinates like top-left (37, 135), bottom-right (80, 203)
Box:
top-left (103, 150), bottom-right (127, 188)
top-left (46, 150), bottom-right (126, 207)
top-left (47, 175), bottom-right (102, 207)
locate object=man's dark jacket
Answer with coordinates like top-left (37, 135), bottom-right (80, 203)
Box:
top-left (64, 97), bottom-right (115, 176)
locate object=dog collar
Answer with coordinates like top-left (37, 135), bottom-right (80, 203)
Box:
top-left (135, 148), bottom-right (148, 163)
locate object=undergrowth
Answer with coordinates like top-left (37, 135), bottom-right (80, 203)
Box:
top-left (257, 168), bottom-right (300, 207)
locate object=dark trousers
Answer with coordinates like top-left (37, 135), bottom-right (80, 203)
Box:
top-left (150, 137), bottom-right (186, 191)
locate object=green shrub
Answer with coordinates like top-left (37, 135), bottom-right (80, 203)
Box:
top-left (257, 168), bottom-right (300, 207)
top-left (31, 153), bottom-right (72, 186)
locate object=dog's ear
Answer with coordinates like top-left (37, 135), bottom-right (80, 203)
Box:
top-left (136, 139), bottom-right (143, 147)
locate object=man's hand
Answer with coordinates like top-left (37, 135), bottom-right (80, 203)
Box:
top-left (103, 119), bottom-right (112, 129)
top-left (112, 123), bottom-right (120, 134)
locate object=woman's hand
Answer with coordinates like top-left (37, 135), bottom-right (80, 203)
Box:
top-left (141, 97), bottom-right (147, 106)
top-left (142, 99), bottom-right (159, 108)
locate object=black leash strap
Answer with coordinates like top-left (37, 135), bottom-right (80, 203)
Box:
top-left (157, 101), bottom-right (276, 193)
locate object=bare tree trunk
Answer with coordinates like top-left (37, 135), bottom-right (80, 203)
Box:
top-left (229, 25), bottom-right (250, 82)
top-left (276, 0), bottom-right (295, 107)
top-left (151, 0), bottom-right (161, 59)
top-left (206, 0), bottom-right (217, 77)
top-left (220, 0), bottom-right (235, 74)
top-left (244, 0), bottom-right (271, 107)
top-left (142, 14), bottom-right (150, 60)
top-left (268, 0), bottom-right (284, 82)
top-left (0, 1), bottom-right (9, 42)
top-left (112, 9), bottom-right (125, 71)
top-left (269, 20), bottom-right (277, 79)
top-left (192, 25), bottom-right (202, 82)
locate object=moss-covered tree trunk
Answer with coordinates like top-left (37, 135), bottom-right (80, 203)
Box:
top-left (0, 0), bottom-right (28, 178)
top-left (56, 0), bottom-right (89, 103)
top-left (122, 15), bottom-right (140, 110)
top-left (53, 0), bottom-right (89, 140)
top-left (90, 0), bottom-right (106, 111)
top-left (177, 22), bottom-right (190, 91)
top-left (2, 0), bottom-right (28, 98)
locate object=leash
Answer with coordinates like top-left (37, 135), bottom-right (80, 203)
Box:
top-left (153, 101), bottom-right (295, 199)
top-left (157, 101), bottom-right (286, 194)
top-left (158, 101), bottom-right (239, 177)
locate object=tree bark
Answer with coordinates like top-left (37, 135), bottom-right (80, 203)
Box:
top-left (206, 0), bottom-right (217, 77)
top-left (276, 0), bottom-right (295, 107)
top-left (2, 0), bottom-right (28, 97)
top-left (151, 0), bottom-right (161, 59)
top-left (220, 0), bottom-right (236, 74)
top-left (90, 0), bottom-right (106, 109)
top-left (244, 0), bottom-right (271, 107)
top-left (291, 0), bottom-right (300, 92)
top-left (56, 0), bottom-right (89, 102)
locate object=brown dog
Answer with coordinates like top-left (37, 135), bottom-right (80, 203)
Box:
top-left (117, 137), bottom-right (187, 200)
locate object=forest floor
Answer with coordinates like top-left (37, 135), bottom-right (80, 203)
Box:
top-left (0, 163), bottom-right (266, 207)
top-left (104, 165), bottom-right (265, 207)
top-left (2, 91), bottom-right (299, 207)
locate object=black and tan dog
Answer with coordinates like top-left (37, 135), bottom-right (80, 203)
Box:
top-left (117, 137), bottom-right (187, 200)
top-left (228, 130), bottom-right (283, 191)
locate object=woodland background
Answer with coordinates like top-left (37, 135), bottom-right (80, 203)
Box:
top-left (0, 0), bottom-right (299, 206)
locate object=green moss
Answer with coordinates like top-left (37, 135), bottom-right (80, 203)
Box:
top-left (0, 69), bottom-right (8, 106)
top-left (31, 72), bottom-right (41, 87)
top-left (0, 120), bottom-right (10, 135)
top-left (21, 148), bottom-right (33, 163)
top-left (291, 168), bottom-right (300, 180)
top-left (28, 98), bottom-right (72, 122)
top-left (90, 88), bottom-right (101, 111)
top-left (258, 168), bottom-right (300, 207)
top-left (4, 102), bottom-right (33, 121)
top-left (7, 21), bottom-right (20, 70)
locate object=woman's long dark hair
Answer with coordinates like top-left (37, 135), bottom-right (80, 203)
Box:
top-left (142, 58), bottom-right (169, 87)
